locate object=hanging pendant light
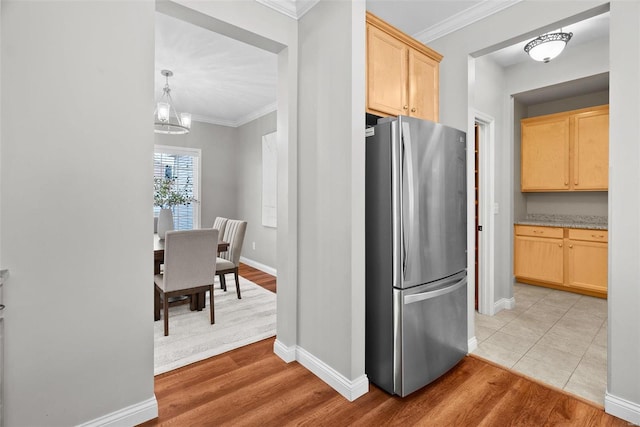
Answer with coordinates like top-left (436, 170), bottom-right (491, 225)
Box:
top-left (524, 31), bottom-right (573, 63)
top-left (154, 70), bottom-right (191, 135)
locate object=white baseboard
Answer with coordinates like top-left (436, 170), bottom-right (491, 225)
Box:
top-left (468, 336), bottom-right (478, 353)
top-left (240, 256), bottom-right (277, 277)
top-left (605, 391), bottom-right (640, 425)
top-left (273, 339), bottom-right (296, 363)
top-left (296, 346), bottom-right (369, 402)
top-left (274, 341), bottom-right (370, 402)
top-left (494, 297), bottom-right (515, 313)
top-left (77, 396), bottom-right (158, 427)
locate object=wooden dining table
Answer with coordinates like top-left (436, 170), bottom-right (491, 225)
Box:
top-left (154, 233), bottom-right (229, 319)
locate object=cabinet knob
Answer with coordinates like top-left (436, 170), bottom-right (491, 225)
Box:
top-left (411, 107), bottom-right (417, 112)
top-left (592, 234), bottom-right (604, 238)
top-left (558, 244), bottom-right (562, 247)
top-left (403, 105), bottom-right (409, 110)
top-left (569, 245), bottom-right (573, 248)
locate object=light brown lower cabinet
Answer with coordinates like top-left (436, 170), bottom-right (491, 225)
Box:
top-left (514, 225), bottom-right (607, 298)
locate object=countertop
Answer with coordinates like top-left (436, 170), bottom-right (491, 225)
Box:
top-left (515, 214), bottom-right (608, 230)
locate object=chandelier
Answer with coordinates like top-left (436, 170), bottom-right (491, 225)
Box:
top-left (154, 70), bottom-right (191, 135)
top-left (524, 31), bottom-right (573, 63)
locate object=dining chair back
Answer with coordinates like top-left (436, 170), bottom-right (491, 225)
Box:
top-left (216, 220), bottom-right (247, 299)
top-left (212, 216), bottom-right (228, 241)
top-left (154, 228), bottom-right (218, 336)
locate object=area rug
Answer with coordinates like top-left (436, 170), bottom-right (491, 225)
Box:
top-left (154, 276), bottom-right (276, 375)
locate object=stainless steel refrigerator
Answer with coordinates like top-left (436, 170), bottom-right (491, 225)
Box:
top-left (365, 115), bottom-right (467, 397)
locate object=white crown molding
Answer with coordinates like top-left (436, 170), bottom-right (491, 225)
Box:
top-left (256, 0), bottom-right (320, 20)
top-left (236, 101), bottom-right (278, 127)
top-left (415, 0), bottom-right (523, 44)
top-left (191, 102), bottom-right (277, 128)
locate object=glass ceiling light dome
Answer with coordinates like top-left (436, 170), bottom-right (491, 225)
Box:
top-left (154, 70), bottom-right (191, 135)
top-left (524, 31), bottom-right (573, 63)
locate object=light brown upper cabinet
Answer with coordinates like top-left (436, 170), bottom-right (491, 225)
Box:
top-left (366, 12), bottom-right (442, 122)
top-left (521, 105), bottom-right (609, 192)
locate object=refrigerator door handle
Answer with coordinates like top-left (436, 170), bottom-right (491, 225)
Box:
top-left (404, 276), bottom-right (467, 305)
top-left (401, 121), bottom-right (416, 279)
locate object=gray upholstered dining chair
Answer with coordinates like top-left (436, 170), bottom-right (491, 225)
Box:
top-left (154, 228), bottom-right (218, 336)
top-left (216, 220), bottom-right (247, 299)
top-left (212, 216), bottom-right (228, 241)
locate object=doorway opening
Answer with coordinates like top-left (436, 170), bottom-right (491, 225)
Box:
top-left (474, 112), bottom-right (496, 316)
top-left (152, 2), bottom-right (294, 374)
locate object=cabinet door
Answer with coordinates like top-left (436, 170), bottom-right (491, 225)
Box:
top-left (573, 109), bottom-right (609, 190)
top-left (521, 117), bottom-right (570, 191)
top-left (408, 48), bottom-right (438, 122)
top-left (366, 25), bottom-right (407, 117)
top-left (514, 236), bottom-right (564, 285)
top-left (566, 240), bottom-right (607, 294)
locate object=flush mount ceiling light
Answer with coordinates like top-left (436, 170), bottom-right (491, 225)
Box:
top-left (524, 31), bottom-right (573, 63)
top-left (154, 70), bottom-right (191, 135)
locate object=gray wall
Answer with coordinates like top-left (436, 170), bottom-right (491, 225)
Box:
top-left (430, 0), bottom-right (640, 420)
top-left (473, 56), bottom-right (514, 303)
top-left (609, 0), bottom-right (640, 411)
top-left (237, 111), bottom-right (278, 269)
top-left (1, 1), bottom-right (156, 425)
top-left (298, 0), bottom-right (366, 381)
top-left (526, 89), bottom-right (609, 117)
top-left (155, 121), bottom-right (239, 228)
top-left (513, 99), bottom-right (527, 221)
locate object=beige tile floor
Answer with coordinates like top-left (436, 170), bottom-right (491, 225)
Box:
top-left (473, 282), bottom-right (607, 405)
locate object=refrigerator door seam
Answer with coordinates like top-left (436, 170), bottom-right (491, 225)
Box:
top-left (401, 121), bottom-right (416, 281)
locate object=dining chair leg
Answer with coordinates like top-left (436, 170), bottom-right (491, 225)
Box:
top-left (209, 285), bottom-right (215, 324)
top-left (234, 268), bottom-right (241, 299)
top-left (154, 286), bottom-right (161, 321)
top-left (163, 293), bottom-right (169, 336)
top-left (219, 273), bottom-right (227, 292)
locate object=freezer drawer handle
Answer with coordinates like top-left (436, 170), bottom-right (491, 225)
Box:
top-left (404, 277), bottom-right (467, 305)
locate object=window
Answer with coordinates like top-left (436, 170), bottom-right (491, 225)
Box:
top-left (154, 145), bottom-right (201, 230)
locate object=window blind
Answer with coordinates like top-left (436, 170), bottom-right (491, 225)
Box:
top-left (153, 145), bottom-right (200, 230)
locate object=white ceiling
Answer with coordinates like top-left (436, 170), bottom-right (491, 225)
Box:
top-left (484, 12), bottom-right (609, 68)
top-left (155, 12), bottom-right (278, 128)
top-left (154, 1), bottom-right (610, 126)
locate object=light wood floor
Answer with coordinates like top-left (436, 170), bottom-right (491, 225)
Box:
top-left (141, 266), bottom-right (628, 426)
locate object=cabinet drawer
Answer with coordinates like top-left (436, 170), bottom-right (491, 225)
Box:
top-left (515, 225), bottom-right (563, 239)
top-left (568, 228), bottom-right (608, 242)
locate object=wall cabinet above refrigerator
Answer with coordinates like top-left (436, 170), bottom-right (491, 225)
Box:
top-left (521, 104), bottom-right (609, 192)
top-left (365, 12), bottom-right (442, 122)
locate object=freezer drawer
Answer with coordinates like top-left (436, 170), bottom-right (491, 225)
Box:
top-left (393, 272), bottom-right (467, 396)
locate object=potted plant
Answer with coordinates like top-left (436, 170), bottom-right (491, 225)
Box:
top-left (154, 176), bottom-right (195, 239)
